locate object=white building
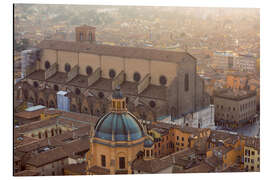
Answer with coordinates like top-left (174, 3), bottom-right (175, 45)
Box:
top-left (158, 105), bottom-right (215, 130)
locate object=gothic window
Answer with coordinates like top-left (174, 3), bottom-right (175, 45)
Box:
top-left (119, 157), bottom-right (125, 169)
top-left (54, 85), bottom-right (59, 91)
top-left (45, 130), bottom-right (48, 138)
top-left (109, 69), bottom-right (116, 78)
top-left (133, 72), bottom-right (141, 82)
top-left (33, 81), bottom-right (39, 88)
top-left (86, 66), bottom-right (93, 75)
top-left (45, 61), bottom-right (50, 69)
top-left (49, 100), bottom-right (55, 108)
top-left (101, 155), bottom-right (106, 167)
top-left (185, 73), bottom-right (189, 91)
top-left (65, 63), bottom-right (71, 73)
top-left (75, 88), bottom-right (81, 95)
top-left (71, 104), bottom-right (77, 112)
top-left (159, 75), bottom-right (167, 85)
top-left (39, 98), bottom-right (45, 105)
top-left (149, 101), bottom-right (156, 108)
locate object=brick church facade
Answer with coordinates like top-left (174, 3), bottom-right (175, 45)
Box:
top-left (15, 25), bottom-right (210, 121)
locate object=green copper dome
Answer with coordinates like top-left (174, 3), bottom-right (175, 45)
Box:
top-left (94, 111), bottom-right (145, 141)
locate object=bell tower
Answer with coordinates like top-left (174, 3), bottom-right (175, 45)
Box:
top-left (75, 25), bottom-right (96, 43)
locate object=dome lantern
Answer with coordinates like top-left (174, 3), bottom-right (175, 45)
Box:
top-left (111, 86), bottom-right (127, 113)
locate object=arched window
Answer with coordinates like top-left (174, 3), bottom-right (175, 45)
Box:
top-left (75, 88), bottom-right (81, 95)
top-left (86, 66), bottom-right (93, 75)
top-left (109, 69), bottom-right (116, 79)
top-left (54, 85), bottom-right (59, 91)
top-left (45, 61), bottom-right (51, 70)
top-left (65, 63), bottom-right (71, 73)
top-left (83, 106), bottom-right (88, 113)
top-left (71, 104), bottom-right (77, 112)
top-left (51, 129), bottom-right (54, 136)
top-left (159, 75), bottom-right (167, 85)
top-left (45, 130), bottom-right (48, 138)
top-left (33, 81), bottom-right (39, 88)
top-left (119, 157), bottom-right (125, 169)
top-left (59, 128), bottom-right (62, 134)
top-left (38, 132), bottom-right (41, 139)
top-left (133, 72), bottom-right (141, 82)
top-left (49, 100), bottom-right (55, 108)
top-left (39, 98), bottom-right (45, 105)
top-left (185, 73), bottom-right (189, 91)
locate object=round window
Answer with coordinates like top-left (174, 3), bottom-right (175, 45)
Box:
top-left (45, 61), bottom-right (51, 69)
top-left (149, 101), bottom-right (156, 108)
top-left (98, 92), bottom-right (104, 98)
top-left (33, 81), bottom-right (39, 88)
top-left (159, 75), bottom-right (167, 85)
top-left (75, 88), bottom-right (81, 95)
top-left (65, 63), bottom-right (71, 72)
top-left (86, 66), bottom-right (93, 75)
top-left (109, 69), bottom-right (116, 78)
top-left (133, 72), bottom-right (141, 82)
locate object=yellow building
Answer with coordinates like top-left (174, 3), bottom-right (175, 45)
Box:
top-left (244, 137), bottom-right (260, 172)
top-left (86, 87), bottom-right (149, 175)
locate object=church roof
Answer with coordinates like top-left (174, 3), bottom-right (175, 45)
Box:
top-left (37, 40), bottom-right (194, 64)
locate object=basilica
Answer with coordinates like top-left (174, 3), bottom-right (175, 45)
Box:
top-left (15, 25), bottom-right (209, 122)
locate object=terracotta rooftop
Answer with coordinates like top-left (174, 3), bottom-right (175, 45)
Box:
top-left (15, 108), bottom-right (46, 120)
top-left (46, 72), bottom-right (67, 84)
top-left (37, 40), bottom-right (194, 64)
top-left (87, 165), bottom-right (110, 175)
top-left (14, 169), bottom-right (40, 176)
top-left (67, 74), bottom-right (89, 88)
top-left (132, 156), bottom-right (173, 173)
top-left (245, 136), bottom-right (260, 151)
top-left (26, 70), bottom-right (45, 81)
top-left (180, 161), bottom-right (214, 173)
top-left (64, 162), bottom-right (87, 175)
top-left (26, 147), bottom-right (68, 167)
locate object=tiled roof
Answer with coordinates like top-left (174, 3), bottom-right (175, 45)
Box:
top-left (26, 147), bottom-right (68, 167)
top-left (245, 136), bottom-right (260, 151)
top-left (132, 156), bottom-right (173, 173)
top-left (64, 162), bottom-right (87, 175)
top-left (88, 165), bottom-right (110, 175)
top-left (37, 40), bottom-right (193, 64)
top-left (14, 169), bottom-right (40, 176)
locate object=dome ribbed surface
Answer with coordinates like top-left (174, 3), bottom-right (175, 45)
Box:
top-left (94, 112), bottom-right (145, 141)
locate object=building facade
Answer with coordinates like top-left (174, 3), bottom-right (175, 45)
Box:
top-left (16, 25), bottom-right (209, 122)
top-left (214, 89), bottom-right (257, 129)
